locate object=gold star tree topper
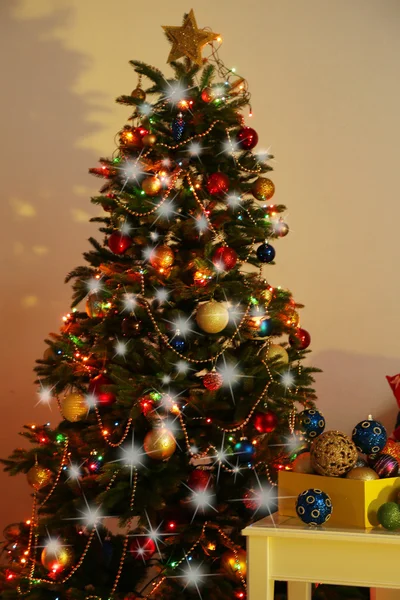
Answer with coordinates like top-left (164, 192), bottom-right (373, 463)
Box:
top-left (162, 10), bottom-right (220, 66)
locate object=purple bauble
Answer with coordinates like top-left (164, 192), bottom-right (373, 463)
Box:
top-left (370, 453), bottom-right (399, 478)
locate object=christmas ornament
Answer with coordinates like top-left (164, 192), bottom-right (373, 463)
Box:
top-left (196, 301), bottom-right (229, 334)
top-left (345, 467), bottom-right (379, 480)
top-left (27, 465), bottom-right (52, 490)
top-left (243, 489), bottom-right (259, 511)
top-left (352, 418), bottom-right (387, 455)
top-left (203, 370), bottom-right (223, 391)
top-left (149, 245), bottom-right (174, 270)
top-left (273, 219), bottom-right (289, 238)
top-left (130, 537), bottom-right (156, 560)
top-left (170, 335), bottom-right (186, 352)
top-left (119, 127), bottom-right (143, 149)
top-left (41, 544), bottom-right (73, 572)
top-left (265, 344), bottom-right (289, 365)
top-left (251, 177), bottom-right (275, 201)
top-left (144, 426), bottom-right (176, 460)
top-left (193, 269), bottom-right (213, 287)
top-left (386, 373), bottom-right (400, 409)
top-left (177, 98), bottom-right (194, 111)
top-left (289, 328), bottom-right (311, 350)
top-left (253, 411), bottom-right (278, 434)
top-left (172, 113), bottom-right (185, 141)
top-left (370, 453), bottom-right (399, 478)
top-left (297, 409), bottom-right (325, 441)
top-left (256, 242), bottom-right (275, 263)
top-left (233, 439), bottom-right (256, 464)
top-left (162, 10), bottom-right (220, 66)
top-left (243, 315), bottom-right (272, 339)
top-left (188, 469), bottom-right (212, 491)
top-left (206, 172), bottom-right (230, 196)
top-left (377, 502), bottom-right (400, 530)
top-left (292, 452), bottom-right (314, 474)
top-left (236, 127), bottom-right (258, 150)
top-left (281, 307), bottom-right (300, 328)
top-left (221, 549), bottom-right (247, 582)
top-left (88, 374), bottom-right (116, 406)
top-left (201, 87), bottom-right (213, 103)
top-left (310, 430), bottom-right (358, 477)
top-left (355, 457), bottom-right (368, 468)
top-left (107, 232), bottom-right (132, 255)
top-left (142, 133), bottom-right (157, 146)
top-left (122, 317), bottom-right (143, 337)
top-left (142, 176), bottom-right (162, 196)
top-left (260, 286), bottom-right (273, 305)
top-left (131, 86), bottom-right (146, 101)
top-left (86, 291), bottom-right (110, 318)
top-left (381, 439), bottom-right (400, 464)
top-left (62, 392), bottom-right (88, 422)
top-left (296, 489), bottom-right (332, 525)
top-left (212, 246), bottom-right (238, 271)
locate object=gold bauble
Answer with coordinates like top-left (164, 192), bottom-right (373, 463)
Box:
top-left (131, 87), bottom-right (146, 101)
top-left (345, 467), bottom-right (379, 481)
top-left (149, 245), bottom-right (175, 270)
top-left (143, 427), bottom-right (176, 460)
top-left (221, 549), bottom-right (247, 582)
top-left (41, 544), bottom-right (74, 572)
top-left (142, 133), bottom-right (157, 147)
top-left (292, 452), bottom-right (314, 474)
top-left (142, 176), bottom-right (162, 196)
top-left (62, 392), bottom-right (87, 423)
top-left (196, 301), bottom-right (229, 334)
top-left (310, 430), bottom-right (358, 477)
top-left (86, 291), bottom-right (110, 318)
top-left (264, 344), bottom-right (289, 365)
top-left (251, 177), bottom-right (275, 201)
top-left (27, 465), bottom-right (52, 490)
top-left (281, 307), bottom-right (300, 328)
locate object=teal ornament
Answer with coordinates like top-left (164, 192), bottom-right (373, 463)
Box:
top-left (296, 489), bottom-right (332, 525)
top-left (298, 409), bottom-right (325, 441)
top-left (352, 419), bottom-right (387, 455)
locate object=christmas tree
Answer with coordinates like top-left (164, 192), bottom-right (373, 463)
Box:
top-left (1, 11), bottom-right (319, 600)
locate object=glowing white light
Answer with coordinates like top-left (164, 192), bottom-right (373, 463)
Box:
top-left (86, 277), bottom-right (103, 293)
top-left (154, 288), bottom-right (169, 304)
top-left (79, 504), bottom-right (103, 528)
top-left (120, 160), bottom-right (144, 182)
top-left (84, 393), bottom-right (98, 411)
top-left (117, 441), bottom-right (146, 470)
top-left (220, 138), bottom-right (239, 155)
top-left (162, 158), bottom-right (172, 168)
top-left (180, 562), bottom-right (206, 590)
top-left (194, 215), bottom-right (209, 233)
top-left (255, 148), bottom-right (273, 162)
top-left (189, 445), bottom-right (199, 454)
top-left (227, 303), bottom-right (245, 325)
top-left (226, 193), bottom-right (242, 208)
top-left (161, 374), bottom-right (172, 385)
top-left (213, 85), bottom-right (225, 98)
top-left (164, 81), bottom-right (188, 104)
top-left (168, 315), bottom-right (196, 337)
top-left (155, 200), bottom-right (178, 222)
top-left (281, 371), bottom-right (295, 389)
top-left (250, 305), bottom-right (266, 317)
top-left (122, 292), bottom-right (137, 312)
top-left (43, 537), bottom-right (62, 555)
top-left (37, 386), bottom-right (53, 407)
top-left (142, 246), bottom-right (156, 262)
top-left (114, 339), bottom-right (128, 357)
top-left (67, 463), bottom-right (82, 481)
top-left (187, 141), bottom-right (202, 157)
top-left (189, 488), bottom-right (217, 519)
top-left (150, 231), bottom-right (159, 242)
top-left (175, 360), bottom-right (190, 374)
top-left (138, 102), bottom-right (153, 116)
top-left (119, 220), bottom-right (132, 235)
top-left (219, 362), bottom-right (241, 387)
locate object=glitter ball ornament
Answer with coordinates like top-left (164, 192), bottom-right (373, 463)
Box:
top-left (149, 245), bottom-right (174, 270)
top-left (203, 370), bottom-right (223, 391)
top-left (131, 86), bottom-right (146, 101)
top-left (289, 328), bottom-right (311, 350)
top-left (41, 544), bottom-right (73, 572)
top-left (142, 133), bottom-right (157, 146)
top-left (298, 409), bottom-right (326, 441)
top-left (130, 537), bottom-right (156, 560)
top-left (310, 430), bottom-right (358, 477)
top-left (253, 411), bottom-right (278, 434)
top-left (252, 177), bottom-right (275, 201)
top-left (256, 242), bottom-right (275, 263)
top-left (370, 453), bottom-right (399, 478)
top-left (201, 87), bottom-right (213, 102)
top-left (244, 315), bottom-right (272, 339)
top-left (170, 335), bottom-right (186, 352)
top-left (221, 549), bottom-right (247, 582)
top-left (296, 489), bottom-right (332, 525)
top-left (27, 465), bottom-right (52, 490)
top-left (236, 126), bottom-right (258, 150)
top-left (234, 439), bottom-right (256, 464)
top-left (88, 374), bottom-right (116, 406)
top-left (292, 452), bottom-right (314, 474)
top-left (188, 469), bottom-right (212, 491)
top-left (107, 232), bottom-right (132, 255)
top-left (172, 113), bottom-right (185, 141)
top-left (144, 426), bottom-right (176, 460)
top-left (381, 439), bottom-right (400, 463)
top-left (86, 291), bottom-right (110, 318)
top-left (206, 172), bottom-right (230, 196)
top-left (142, 175), bottom-right (162, 196)
top-left (345, 467), bottom-right (379, 480)
top-left (212, 246), bottom-right (238, 271)
top-left (62, 392), bottom-right (88, 422)
top-left (196, 301), bottom-right (229, 334)
top-left (274, 219), bottom-right (289, 237)
top-left (377, 502), bottom-right (400, 530)
top-left (352, 418), bottom-right (387, 455)
top-left (265, 344), bottom-right (289, 365)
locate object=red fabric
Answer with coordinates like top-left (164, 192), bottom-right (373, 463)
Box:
top-left (386, 374), bottom-right (400, 408)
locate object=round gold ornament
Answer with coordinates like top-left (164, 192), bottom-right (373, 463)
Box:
top-left (41, 544), bottom-right (74, 572)
top-left (142, 176), bottom-right (162, 196)
top-left (142, 133), bottom-right (157, 147)
top-left (131, 87), bottom-right (146, 101)
top-left (221, 549), bottom-right (247, 582)
top-left (251, 177), bottom-right (275, 201)
top-left (310, 430), bottom-right (358, 477)
top-left (264, 344), bottom-right (289, 365)
top-left (27, 465), bottom-right (52, 490)
top-left (143, 427), bottom-right (176, 460)
top-left (345, 467), bottom-right (379, 481)
top-left (196, 301), bottom-right (229, 334)
top-left (292, 452), bottom-right (314, 474)
top-left (149, 245), bottom-right (175, 270)
top-left (62, 392), bottom-right (87, 423)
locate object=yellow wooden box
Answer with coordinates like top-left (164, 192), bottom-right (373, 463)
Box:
top-left (278, 470), bottom-right (400, 528)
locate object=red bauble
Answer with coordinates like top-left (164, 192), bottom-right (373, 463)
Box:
top-left (236, 127), bottom-right (259, 150)
top-left (289, 328), bottom-right (311, 350)
top-left (201, 87), bottom-right (213, 103)
top-left (254, 411), bottom-right (278, 434)
top-left (206, 172), bottom-right (230, 196)
top-left (203, 371), bottom-right (223, 391)
top-left (107, 232), bottom-right (132, 255)
top-left (243, 489), bottom-right (259, 511)
top-left (88, 374), bottom-right (116, 406)
top-left (130, 537), bottom-right (156, 560)
top-left (212, 247), bottom-right (238, 271)
top-left (188, 469), bottom-right (212, 491)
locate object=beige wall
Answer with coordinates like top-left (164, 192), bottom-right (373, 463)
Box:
top-left (1, 0), bottom-right (400, 531)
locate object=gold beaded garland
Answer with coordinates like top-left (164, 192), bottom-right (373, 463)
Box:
top-left (251, 177), bottom-right (275, 201)
top-left (221, 548), bottom-right (247, 582)
top-left (311, 430), bottom-right (358, 477)
top-left (196, 301), bottom-right (229, 334)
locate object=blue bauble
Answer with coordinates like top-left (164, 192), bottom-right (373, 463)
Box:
top-left (234, 440), bottom-right (256, 464)
top-left (256, 243), bottom-right (275, 263)
top-left (298, 409), bottom-right (325, 441)
top-left (296, 489), bottom-right (332, 525)
top-left (170, 335), bottom-right (186, 352)
top-left (352, 419), bottom-right (387, 455)
top-left (172, 115), bottom-right (185, 141)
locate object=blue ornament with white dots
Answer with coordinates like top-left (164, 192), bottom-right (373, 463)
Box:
top-left (296, 489), bottom-right (332, 525)
top-left (256, 242), bottom-right (275, 263)
top-left (298, 409), bottom-right (325, 441)
top-left (170, 335), bottom-right (186, 352)
top-left (234, 439), bottom-right (256, 464)
top-left (352, 418), bottom-right (387, 455)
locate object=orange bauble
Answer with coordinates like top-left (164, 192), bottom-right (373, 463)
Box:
top-left (382, 439), bottom-right (400, 463)
top-left (142, 176), bottom-right (162, 196)
top-left (27, 465), bottom-right (52, 490)
top-left (149, 245), bottom-right (175, 270)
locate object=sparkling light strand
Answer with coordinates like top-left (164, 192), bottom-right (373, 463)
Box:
top-left (39, 438), bottom-right (69, 507)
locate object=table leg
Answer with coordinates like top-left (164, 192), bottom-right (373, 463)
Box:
top-left (247, 537), bottom-right (274, 600)
top-left (288, 581), bottom-right (312, 600)
top-left (373, 590), bottom-right (400, 600)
